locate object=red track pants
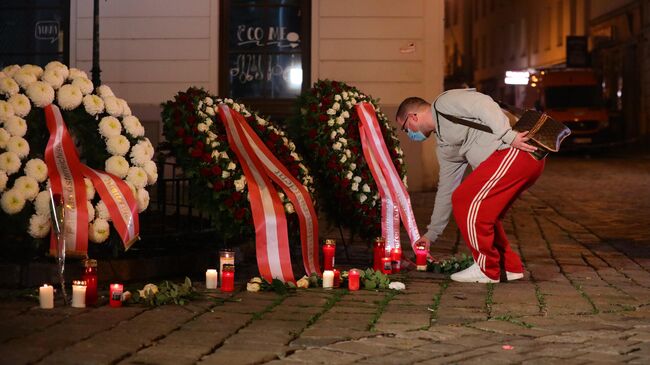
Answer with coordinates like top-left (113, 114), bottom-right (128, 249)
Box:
top-left (451, 148), bottom-right (545, 280)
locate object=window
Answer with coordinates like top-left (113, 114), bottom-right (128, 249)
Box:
top-left (0, 0), bottom-right (70, 68)
top-left (556, 0), bottom-right (564, 46)
top-left (219, 0), bottom-right (311, 119)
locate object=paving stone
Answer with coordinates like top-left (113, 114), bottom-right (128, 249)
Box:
top-left (283, 348), bottom-right (365, 364)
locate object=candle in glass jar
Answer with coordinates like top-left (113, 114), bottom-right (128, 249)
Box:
top-left (206, 269), bottom-right (218, 289)
top-left (83, 259), bottom-right (98, 306)
top-left (390, 247), bottom-right (402, 273)
top-left (381, 257), bottom-right (393, 275)
top-left (221, 264), bottom-right (235, 292)
top-left (219, 249), bottom-right (235, 285)
top-left (415, 242), bottom-right (428, 271)
top-left (373, 237), bottom-right (385, 271)
top-left (348, 269), bottom-right (360, 291)
top-left (322, 239), bottom-right (336, 270)
top-left (71, 280), bottom-right (87, 308)
top-left (332, 268), bottom-right (341, 288)
top-left (322, 270), bottom-right (334, 289)
top-left (39, 284), bottom-right (54, 309)
top-left (109, 283), bottom-right (123, 307)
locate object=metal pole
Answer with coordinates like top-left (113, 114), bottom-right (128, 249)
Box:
top-left (91, 0), bottom-right (101, 87)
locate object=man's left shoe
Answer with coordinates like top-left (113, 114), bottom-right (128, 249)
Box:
top-left (506, 271), bottom-right (524, 281)
top-left (450, 263), bottom-right (499, 283)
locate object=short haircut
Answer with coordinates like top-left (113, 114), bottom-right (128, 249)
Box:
top-left (396, 97), bottom-right (429, 122)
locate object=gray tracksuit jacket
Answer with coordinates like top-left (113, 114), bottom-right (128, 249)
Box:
top-left (423, 89), bottom-right (518, 242)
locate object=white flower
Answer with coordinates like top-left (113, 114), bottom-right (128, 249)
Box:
top-left (22, 64), bottom-right (44, 78)
top-left (219, 151), bottom-right (230, 160)
top-left (6, 136), bottom-right (29, 159)
top-left (26, 81), bottom-right (55, 107)
top-left (205, 107), bottom-right (215, 116)
top-left (227, 162), bottom-right (236, 171)
top-left (138, 283), bottom-right (159, 298)
top-left (142, 160), bottom-right (158, 185)
top-left (103, 96), bottom-right (123, 116)
top-left (337, 127), bottom-right (345, 135)
top-left (68, 68), bottom-right (88, 80)
top-left (332, 102), bottom-right (341, 111)
top-left (284, 202), bottom-right (295, 214)
top-left (105, 155), bottom-right (129, 178)
top-left (118, 98), bottom-right (131, 116)
top-left (130, 140), bottom-right (154, 166)
top-left (86, 201), bottom-right (95, 223)
top-left (204, 97), bottom-right (213, 106)
top-left (339, 138), bottom-right (348, 146)
top-left (106, 135), bottom-right (130, 156)
top-left (334, 95), bottom-right (341, 101)
top-left (335, 116), bottom-right (344, 125)
top-left (98, 116), bottom-right (122, 138)
top-left (0, 151), bottom-right (21, 175)
top-left (57, 84), bottom-right (83, 110)
top-left (5, 116), bottom-right (27, 137)
top-left (362, 184), bottom-right (371, 193)
top-left (89, 218), bottom-right (110, 243)
top-left (126, 166), bottom-right (147, 189)
top-left (13, 69), bottom-right (38, 89)
top-left (350, 163), bottom-right (357, 171)
top-left (341, 111), bottom-right (350, 118)
top-left (2, 65), bottom-right (20, 77)
top-left (327, 119), bottom-right (335, 127)
top-left (96, 85), bottom-right (114, 97)
top-left (71, 77), bottom-right (94, 95)
top-left (125, 181), bottom-right (137, 198)
top-left (0, 171), bottom-right (7, 192)
top-left (0, 77), bottom-right (19, 97)
top-left (8, 94), bottom-right (30, 117)
top-left (359, 194), bottom-right (367, 203)
top-left (42, 68), bottom-right (65, 89)
top-left (326, 108), bottom-right (336, 115)
top-left (1, 189), bottom-right (25, 214)
top-left (341, 91), bottom-right (349, 99)
top-left (197, 123), bottom-right (208, 133)
top-left (256, 116), bottom-right (267, 126)
top-left (14, 176), bottom-right (39, 201)
top-left (351, 182), bottom-right (359, 191)
top-left (246, 282), bottom-right (261, 292)
top-left (84, 178), bottom-right (95, 200)
top-left (0, 100), bottom-right (14, 122)
top-left (345, 171), bottom-right (353, 180)
top-left (28, 214), bottom-right (51, 238)
top-left (34, 190), bottom-right (50, 216)
top-left (388, 281), bottom-right (406, 290)
top-left (24, 159), bottom-right (48, 182)
top-left (222, 171), bottom-right (230, 179)
top-left (136, 188), bottom-right (150, 213)
top-left (353, 176), bottom-right (362, 183)
top-left (234, 176), bottom-right (246, 192)
top-left (0, 128), bottom-right (9, 148)
top-left (44, 61), bottom-right (68, 78)
top-left (330, 131), bottom-right (337, 140)
top-left (95, 201), bottom-right (111, 220)
top-left (340, 155), bottom-right (347, 163)
top-left (83, 94), bottom-right (104, 115)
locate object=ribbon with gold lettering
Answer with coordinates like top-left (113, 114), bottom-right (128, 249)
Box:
top-left (218, 104), bottom-right (320, 283)
top-left (44, 104), bottom-right (139, 256)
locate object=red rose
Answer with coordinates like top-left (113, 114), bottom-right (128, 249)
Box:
top-left (307, 129), bottom-right (317, 139)
top-left (195, 141), bottom-right (204, 151)
top-left (183, 136), bottom-right (193, 146)
top-left (190, 148), bottom-right (202, 158)
top-left (224, 198), bottom-right (234, 207)
top-left (200, 168), bottom-right (211, 177)
top-left (319, 115), bottom-right (328, 122)
top-left (213, 181), bottom-right (224, 191)
top-left (231, 192), bottom-right (242, 202)
top-left (202, 153), bottom-right (212, 163)
top-left (176, 128), bottom-right (185, 137)
top-left (188, 115), bottom-right (197, 125)
top-left (234, 208), bottom-right (246, 220)
top-left (310, 104), bottom-right (317, 113)
top-left (211, 165), bottom-right (222, 175)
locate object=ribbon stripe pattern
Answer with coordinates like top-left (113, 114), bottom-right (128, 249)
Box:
top-left (217, 105), bottom-right (320, 283)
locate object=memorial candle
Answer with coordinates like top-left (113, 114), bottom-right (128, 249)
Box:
top-left (381, 257), bottom-right (393, 275)
top-left (322, 239), bottom-right (336, 270)
top-left (221, 264), bottom-right (235, 292)
top-left (373, 237), bottom-right (385, 271)
top-left (415, 242), bottom-right (428, 271)
top-left (348, 269), bottom-right (360, 291)
top-left (83, 259), bottom-right (98, 306)
top-left (39, 284), bottom-right (54, 309)
top-left (219, 249), bottom-right (235, 285)
top-left (390, 246), bottom-right (402, 273)
top-left (322, 270), bottom-right (334, 289)
top-left (109, 283), bottom-right (123, 307)
top-left (332, 268), bottom-right (341, 288)
top-left (206, 269), bottom-right (218, 289)
top-left (71, 280), bottom-right (86, 308)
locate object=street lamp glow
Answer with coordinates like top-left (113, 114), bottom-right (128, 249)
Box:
top-left (289, 67), bottom-right (303, 87)
top-left (504, 71), bottom-right (530, 85)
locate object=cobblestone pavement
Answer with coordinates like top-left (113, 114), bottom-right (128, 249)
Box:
top-left (1, 153), bottom-right (650, 365)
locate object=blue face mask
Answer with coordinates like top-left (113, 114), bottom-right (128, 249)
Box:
top-left (407, 129), bottom-right (427, 142)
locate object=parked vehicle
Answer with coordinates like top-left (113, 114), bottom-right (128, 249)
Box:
top-left (524, 68), bottom-right (610, 146)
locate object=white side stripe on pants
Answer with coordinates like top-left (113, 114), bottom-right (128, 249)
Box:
top-left (466, 148), bottom-right (520, 270)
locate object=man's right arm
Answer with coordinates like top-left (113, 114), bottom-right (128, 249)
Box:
top-left (423, 157), bottom-right (468, 242)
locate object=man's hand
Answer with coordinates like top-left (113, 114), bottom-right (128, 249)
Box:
top-left (415, 236), bottom-right (432, 250)
top-left (510, 131), bottom-right (538, 153)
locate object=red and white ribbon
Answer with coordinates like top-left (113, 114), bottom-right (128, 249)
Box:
top-left (218, 105), bottom-right (320, 283)
top-left (44, 104), bottom-right (139, 256)
top-left (356, 102), bottom-right (421, 256)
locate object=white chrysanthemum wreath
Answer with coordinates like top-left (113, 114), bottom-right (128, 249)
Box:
top-left (0, 62), bottom-right (157, 243)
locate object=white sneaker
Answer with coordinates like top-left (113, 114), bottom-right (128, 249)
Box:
top-left (506, 271), bottom-right (524, 281)
top-left (450, 263), bottom-right (499, 283)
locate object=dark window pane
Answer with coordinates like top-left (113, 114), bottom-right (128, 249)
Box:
top-left (268, 53), bottom-right (302, 98)
top-left (229, 53), bottom-right (266, 98)
top-left (229, 5), bottom-right (302, 51)
top-left (545, 86), bottom-right (603, 108)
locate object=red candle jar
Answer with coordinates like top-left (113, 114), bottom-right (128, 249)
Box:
top-left (322, 239), bottom-right (336, 271)
top-left (109, 283), bottom-right (123, 307)
top-left (333, 268), bottom-right (341, 288)
top-left (221, 264), bottom-right (235, 292)
top-left (83, 259), bottom-right (98, 306)
top-left (381, 257), bottom-right (393, 275)
top-left (415, 242), bottom-right (428, 271)
top-left (390, 247), bottom-right (402, 273)
top-left (373, 237), bottom-right (385, 271)
top-left (348, 269), bottom-right (360, 291)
